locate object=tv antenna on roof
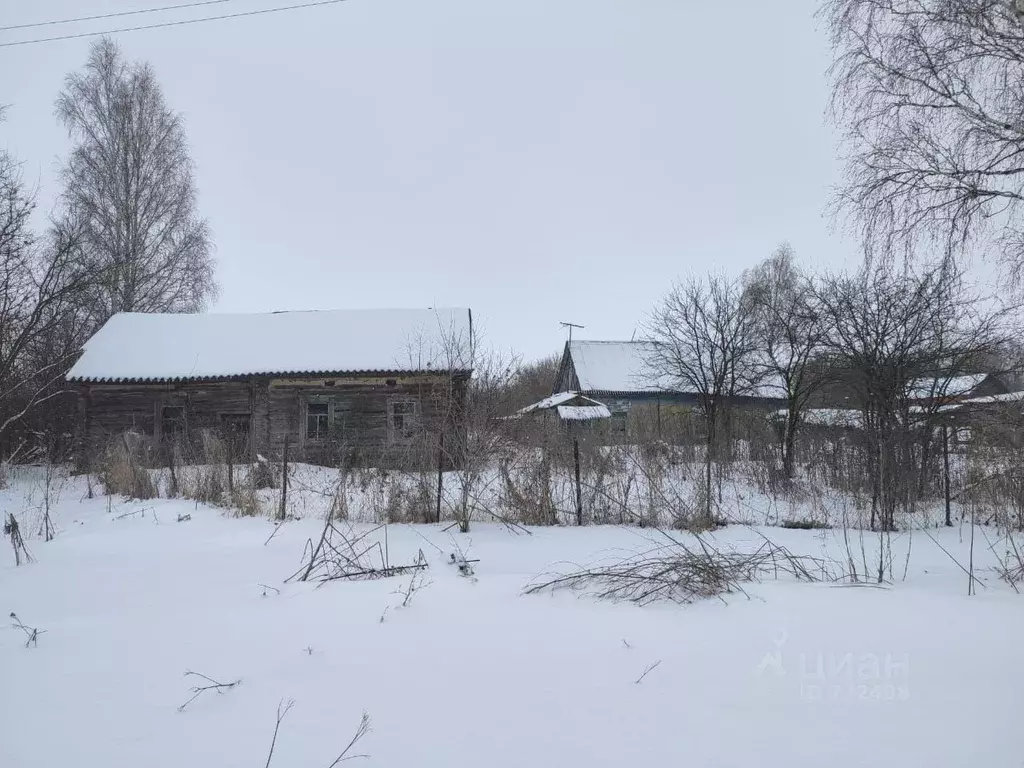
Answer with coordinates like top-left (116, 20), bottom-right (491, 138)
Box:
top-left (559, 321), bottom-right (585, 343)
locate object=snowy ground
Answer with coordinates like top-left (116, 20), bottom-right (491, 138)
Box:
top-left (2, 467), bottom-right (1022, 767)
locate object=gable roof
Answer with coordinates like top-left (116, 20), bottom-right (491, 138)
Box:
top-left (67, 308), bottom-right (473, 383)
top-left (561, 340), bottom-right (667, 394)
top-left (514, 391), bottom-right (612, 421)
top-left (907, 373), bottom-right (991, 400)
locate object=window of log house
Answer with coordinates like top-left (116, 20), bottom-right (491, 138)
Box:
top-left (387, 399), bottom-right (420, 443)
top-left (306, 402), bottom-right (330, 440)
top-left (161, 405), bottom-right (186, 437)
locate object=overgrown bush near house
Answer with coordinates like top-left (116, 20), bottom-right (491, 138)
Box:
top-left (383, 475), bottom-right (435, 524)
top-left (231, 476), bottom-right (263, 517)
top-left (181, 431), bottom-right (228, 506)
top-left (251, 453), bottom-right (277, 490)
top-left (99, 432), bottom-right (156, 500)
top-left (498, 451), bottom-right (558, 526)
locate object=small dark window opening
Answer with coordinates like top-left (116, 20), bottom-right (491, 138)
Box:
top-left (388, 399), bottom-right (419, 442)
top-left (307, 402), bottom-right (330, 440)
top-left (386, 379), bottom-right (397, 387)
top-left (325, 380), bottom-right (335, 387)
top-left (161, 406), bottom-right (186, 437)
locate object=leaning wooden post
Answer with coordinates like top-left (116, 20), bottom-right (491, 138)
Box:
top-left (573, 433), bottom-right (583, 526)
top-left (278, 435), bottom-right (289, 521)
top-left (942, 421), bottom-right (952, 527)
top-left (435, 432), bottom-right (444, 524)
top-left (226, 435), bottom-right (234, 496)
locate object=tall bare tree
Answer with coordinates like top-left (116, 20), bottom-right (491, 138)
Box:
top-left (743, 243), bottom-right (827, 480)
top-left (56, 37), bottom-right (216, 324)
top-left (645, 274), bottom-right (758, 525)
top-left (0, 111), bottom-right (89, 447)
top-left (824, 0), bottom-right (1024, 274)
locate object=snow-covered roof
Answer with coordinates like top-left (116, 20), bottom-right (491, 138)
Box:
top-left (67, 308), bottom-right (473, 382)
top-left (517, 391), bottom-right (609, 417)
top-left (567, 341), bottom-right (665, 393)
top-left (937, 389), bottom-right (1024, 412)
top-left (907, 374), bottom-right (988, 400)
top-left (964, 390), bottom-right (1024, 405)
top-left (517, 391), bottom-right (586, 414)
top-left (773, 408), bottom-right (863, 429)
top-left (557, 404), bottom-right (612, 421)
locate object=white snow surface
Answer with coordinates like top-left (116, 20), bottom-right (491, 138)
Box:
top-left (517, 391), bottom-right (589, 413)
top-left (568, 340), bottom-right (667, 393)
top-left (775, 408), bottom-right (863, 428)
top-left (556, 404), bottom-right (612, 420)
top-left (517, 391), bottom-right (610, 418)
top-left (2, 467), bottom-right (1023, 767)
top-left (953, 390), bottom-right (1024, 406)
top-left (907, 373), bottom-right (988, 400)
top-left (66, 308), bottom-right (473, 382)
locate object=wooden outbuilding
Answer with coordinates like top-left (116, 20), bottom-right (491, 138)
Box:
top-left (68, 308), bottom-right (473, 469)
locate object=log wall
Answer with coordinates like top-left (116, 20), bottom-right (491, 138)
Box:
top-left (78, 373), bottom-right (469, 469)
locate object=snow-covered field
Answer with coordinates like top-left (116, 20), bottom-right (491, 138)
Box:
top-left (2, 466), bottom-right (1022, 767)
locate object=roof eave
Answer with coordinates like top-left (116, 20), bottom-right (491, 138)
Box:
top-left (69, 368), bottom-right (474, 385)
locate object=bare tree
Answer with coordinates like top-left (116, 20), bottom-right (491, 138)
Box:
top-left (824, 0), bottom-right (1024, 274)
top-left (426, 319), bottom-right (521, 533)
top-left (644, 274), bottom-right (758, 525)
top-left (743, 243), bottom-right (827, 480)
top-left (0, 115), bottom-right (89, 447)
top-left (508, 353), bottom-right (560, 408)
top-left (55, 37), bottom-right (216, 324)
top-left (815, 258), bottom-right (1011, 532)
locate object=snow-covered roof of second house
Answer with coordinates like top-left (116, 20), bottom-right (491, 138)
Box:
top-left (67, 308), bottom-right (473, 382)
top-left (907, 373), bottom-right (989, 400)
top-left (557, 404), bottom-right (612, 421)
top-left (568, 341), bottom-right (667, 393)
top-left (517, 391), bottom-right (607, 415)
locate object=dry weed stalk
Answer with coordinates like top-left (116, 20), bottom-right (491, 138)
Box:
top-left (525, 531), bottom-right (839, 605)
top-left (288, 518), bottom-right (429, 585)
top-left (4, 514), bottom-right (33, 565)
top-left (177, 670), bottom-right (241, 712)
top-left (262, 703), bottom-right (371, 767)
top-left (9, 612), bottom-right (45, 647)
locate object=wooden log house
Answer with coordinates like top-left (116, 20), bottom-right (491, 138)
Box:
top-left (67, 308), bottom-right (473, 469)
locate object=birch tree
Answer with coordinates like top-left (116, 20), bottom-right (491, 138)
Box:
top-left (56, 37), bottom-right (216, 324)
top-left (824, 0), bottom-right (1024, 275)
top-left (743, 244), bottom-right (826, 480)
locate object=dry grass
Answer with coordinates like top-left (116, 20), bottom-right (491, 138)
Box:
top-left (99, 433), bottom-right (156, 500)
top-left (525, 530), bottom-right (841, 605)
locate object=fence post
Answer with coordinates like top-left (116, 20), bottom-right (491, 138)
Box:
top-left (942, 423), bottom-right (952, 527)
top-left (573, 434), bottom-right (583, 526)
top-left (278, 435), bottom-right (289, 521)
top-left (435, 432), bottom-right (444, 524)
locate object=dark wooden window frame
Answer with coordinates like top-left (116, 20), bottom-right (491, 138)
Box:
top-left (306, 400), bottom-right (331, 441)
top-left (160, 404), bottom-right (187, 439)
top-left (387, 397), bottom-right (420, 445)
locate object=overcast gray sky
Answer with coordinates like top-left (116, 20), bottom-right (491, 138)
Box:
top-left (1, 0), bottom-right (856, 361)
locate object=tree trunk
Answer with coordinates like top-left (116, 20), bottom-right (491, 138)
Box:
top-left (435, 432), bottom-right (444, 524)
top-left (278, 435), bottom-right (289, 521)
top-left (704, 414), bottom-right (715, 525)
top-left (782, 412), bottom-right (798, 480)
